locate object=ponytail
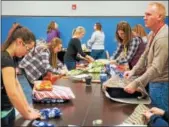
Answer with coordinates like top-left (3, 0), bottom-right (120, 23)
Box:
top-left (7, 23), bottom-right (20, 39)
top-left (2, 24), bottom-right (21, 51)
top-left (72, 28), bottom-right (76, 36)
top-left (1, 24), bottom-right (36, 52)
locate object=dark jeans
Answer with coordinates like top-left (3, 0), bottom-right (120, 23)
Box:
top-left (149, 115), bottom-right (169, 127)
top-left (91, 49), bottom-right (106, 60)
top-left (64, 61), bottom-right (76, 71)
top-left (1, 108), bottom-right (15, 127)
top-left (149, 82), bottom-right (168, 112)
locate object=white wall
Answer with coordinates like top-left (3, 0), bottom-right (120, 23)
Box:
top-left (2, 1), bottom-right (168, 16)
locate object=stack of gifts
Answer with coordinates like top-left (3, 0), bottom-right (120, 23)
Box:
top-left (33, 82), bottom-right (75, 104)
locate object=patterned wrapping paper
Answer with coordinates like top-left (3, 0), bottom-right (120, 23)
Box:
top-left (103, 75), bottom-right (133, 88)
top-left (39, 107), bottom-right (62, 120)
top-left (32, 120), bottom-right (55, 127)
top-left (32, 96), bottom-right (68, 104)
top-left (33, 85), bottom-right (75, 100)
top-left (103, 75), bottom-right (148, 96)
top-left (122, 104), bottom-right (149, 125)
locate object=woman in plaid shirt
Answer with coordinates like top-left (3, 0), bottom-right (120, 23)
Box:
top-left (19, 37), bottom-right (67, 86)
top-left (110, 21), bottom-right (146, 70)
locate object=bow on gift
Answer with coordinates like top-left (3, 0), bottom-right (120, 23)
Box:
top-left (43, 72), bottom-right (62, 84)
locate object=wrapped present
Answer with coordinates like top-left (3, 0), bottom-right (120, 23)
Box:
top-left (34, 80), bottom-right (53, 91)
top-left (95, 59), bottom-right (110, 65)
top-left (32, 120), bottom-right (55, 127)
top-left (122, 104), bottom-right (149, 125)
top-left (43, 72), bottom-right (62, 84)
top-left (103, 75), bottom-right (151, 104)
top-left (32, 96), bottom-right (68, 104)
top-left (116, 64), bottom-right (129, 72)
top-left (40, 107), bottom-right (62, 120)
top-left (32, 107), bottom-right (62, 127)
top-left (33, 85), bottom-right (75, 101)
top-left (67, 69), bottom-right (85, 76)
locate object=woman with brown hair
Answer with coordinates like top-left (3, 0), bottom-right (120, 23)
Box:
top-left (87, 22), bottom-right (106, 59)
top-left (110, 21), bottom-right (146, 69)
top-left (132, 24), bottom-right (148, 44)
top-left (46, 21), bottom-right (60, 42)
top-left (1, 24), bottom-right (40, 127)
top-left (19, 37), bottom-right (67, 86)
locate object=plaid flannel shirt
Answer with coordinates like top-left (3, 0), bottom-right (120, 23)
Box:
top-left (110, 37), bottom-right (140, 64)
top-left (19, 45), bottom-right (63, 83)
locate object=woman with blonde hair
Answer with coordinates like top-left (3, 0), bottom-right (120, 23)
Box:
top-left (19, 37), bottom-right (67, 87)
top-left (1, 24), bottom-right (40, 126)
top-left (110, 21), bottom-right (146, 69)
top-left (46, 21), bottom-right (60, 42)
top-left (64, 26), bottom-right (94, 70)
top-left (132, 24), bottom-right (148, 44)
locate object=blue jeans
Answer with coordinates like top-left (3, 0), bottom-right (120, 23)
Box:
top-left (149, 115), bottom-right (168, 127)
top-left (64, 61), bottom-right (76, 71)
top-left (91, 50), bottom-right (106, 60)
top-left (149, 82), bottom-right (168, 111)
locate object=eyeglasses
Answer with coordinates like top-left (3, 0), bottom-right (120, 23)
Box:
top-left (22, 42), bottom-right (31, 52)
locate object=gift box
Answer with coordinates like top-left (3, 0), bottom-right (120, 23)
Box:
top-left (34, 80), bottom-right (53, 91)
top-left (33, 85), bottom-right (75, 101)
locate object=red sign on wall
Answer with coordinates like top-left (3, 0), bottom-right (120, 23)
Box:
top-left (72, 4), bottom-right (77, 10)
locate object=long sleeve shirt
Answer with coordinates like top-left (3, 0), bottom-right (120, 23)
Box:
top-left (131, 24), bottom-right (168, 88)
top-left (64, 38), bottom-right (86, 62)
top-left (87, 31), bottom-right (105, 50)
top-left (19, 45), bottom-right (63, 83)
top-left (46, 29), bottom-right (60, 42)
top-left (110, 37), bottom-right (140, 64)
top-left (149, 111), bottom-right (169, 126)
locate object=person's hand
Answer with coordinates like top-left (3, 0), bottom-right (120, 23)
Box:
top-left (110, 60), bottom-right (117, 65)
top-left (124, 81), bottom-right (137, 94)
top-left (25, 108), bottom-right (40, 120)
top-left (60, 70), bottom-right (67, 75)
top-left (28, 106), bottom-right (39, 113)
top-left (143, 110), bottom-right (154, 121)
top-left (149, 107), bottom-right (165, 116)
top-left (86, 56), bottom-right (94, 63)
top-left (123, 70), bottom-right (134, 79)
top-left (27, 111), bottom-right (40, 120)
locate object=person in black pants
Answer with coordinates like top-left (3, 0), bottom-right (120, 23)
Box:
top-left (64, 26), bottom-right (94, 70)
